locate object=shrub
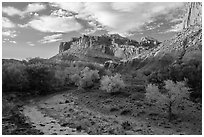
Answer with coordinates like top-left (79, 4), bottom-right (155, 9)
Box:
top-left (148, 59), bottom-right (202, 101)
top-left (145, 80), bottom-right (191, 121)
top-left (70, 67), bottom-right (100, 89)
top-left (2, 62), bottom-right (28, 92)
top-left (26, 63), bottom-right (55, 95)
top-left (54, 67), bottom-right (71, 87)
top-left (79, 67), bottom-right (100, 88)
top-left (70, 74), bottom-right (81, 86)
top-left (100, 73), bottom-right (125, 93)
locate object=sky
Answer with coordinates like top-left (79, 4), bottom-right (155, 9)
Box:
top-left (2, 2), bottom-right (186, 60)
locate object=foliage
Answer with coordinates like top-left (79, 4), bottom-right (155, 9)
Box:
top-left (70, 67), bottom-right (100, 89)
top-left (100, 73), bottom-right (125, 93)
top-left (26, 57), bottom-right (47, 64)
top-left (26, 63), bottom-right (55, 95)
top-left (148, 59), bottom-right (202, 101)
top-left (2, 62), bottom-right (28, 92)
top-left (54, 67), bottom-right (71, 87)
top-left (145, 80), bottom-right (191, 121)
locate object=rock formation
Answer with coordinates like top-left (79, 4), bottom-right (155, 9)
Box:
top-left (140, 36), bottom-right (161, 48)
top-left (183, 2), bottom-right (202, 29)
top-left (57, 33), bottom-right (160, 62)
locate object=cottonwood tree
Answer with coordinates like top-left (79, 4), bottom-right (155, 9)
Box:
top-left (100, 73), bottom-right (125, 93)
top-left (145, 80), bottom-right (190, 121)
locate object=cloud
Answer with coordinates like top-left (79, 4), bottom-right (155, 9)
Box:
top-left (10, 40), bottom-right (17, 44)
top-left (25, 3), bottom-right (46, 13)
top-left (166, 22), bottom-right (183, 32)
top-left (52, 2), bottom-right (84, 13)
top-left (27, 41), bottom-right (35, 46)
top-left (2, 3), bottom-right (46, 17)
top-left (2, 30), bottom-right (17, 38)
top-left (18, 24), bottom-right (29, 28)
top-left (160, 22), bottom-right (183, 34)
top-left (2, 17), bottom-right (16, 28)
top-left (28, 16), bottom-right (82, 33)
top-left (170, 18), bottom-right (183, 23)
top-left (39, 34), bottom-right (63, 44)
top-left (52, 2), bottom-right (185, 34)
top-left (2, 6), bottom-right (22, 16)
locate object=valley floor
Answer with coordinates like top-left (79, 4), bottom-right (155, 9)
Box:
top-left (21, 86), bottom-right (201, 135)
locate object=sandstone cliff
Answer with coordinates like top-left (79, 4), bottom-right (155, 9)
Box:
top-left (56, 34), bottom-right (160, 62)
top-left (183, 2), bottom-right (202, 29)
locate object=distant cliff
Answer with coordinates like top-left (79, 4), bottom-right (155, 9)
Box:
top-left (57, 34), bottom-right (160, 61)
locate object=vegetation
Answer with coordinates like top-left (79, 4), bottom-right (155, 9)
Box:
top-left (148, 59), bottom-right (202, 102)
top-left (26, 63), bottom-right (55, 95)
top-left (2, 62), bottom-right (28, 92)
top-left (100, 73), bottom-right (125, 93)
top-left (145, 80), bottom-right (191, 121)
top-left (70, 67), bottom-right (100, 89)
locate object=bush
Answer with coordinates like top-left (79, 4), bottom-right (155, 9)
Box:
top-left (2, 62), bottom-right (28, 92)
top-left (70, 67), bottom-right (100, 89)
top-left (54, 67), bottom-right (71, 87)
top-left (100, 73), bottom-right (125, 93)
top-left (145, 80), bottom-right (191, 121)
top-left (26, 63), bottom-right (55, 95)
top-left (148, 59), bottom-right (201, 101)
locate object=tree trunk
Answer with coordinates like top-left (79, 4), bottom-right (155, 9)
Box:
top-left (168, 102), bottom-right (172, 121)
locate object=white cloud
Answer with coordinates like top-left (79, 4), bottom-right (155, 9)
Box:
top-left (2, 30), bottom-right (17, 38)
top-left (2, 6), bottom-right (22, 16)
top-left (25, 3), bottom-right (46, 13)
top-left (39, 34), bottom-right (63, 44)
top-left (52, 2), bottom-right (84, 13)
top-left (2, 17), bottom-right (16, 28)
top-left (28, 16), bottom-right (82, 33)
top-left (166, 22), bottom-right (183, 32)
top-left (2, 3), bottom-right (46, 17)
top-left (53, 2), bottom-right (185, 34)
top-left (170, 18), bottom-right (183, 23)
top-left (10, 40), bottom-right (17, 44)
top-left (18, 24), bottom-right (29, 28)
top-left (160, 22), bottom-right (183, 33)
top-left (27, 42), bottom-right (35, 46)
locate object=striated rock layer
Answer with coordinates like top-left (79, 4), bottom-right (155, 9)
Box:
top-left (183, 2), bottom-right (202, 29)
top-left (56, 34), bottom-right (160, 62)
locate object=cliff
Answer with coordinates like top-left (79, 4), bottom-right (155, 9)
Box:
top-left (57, 34), bottom-right (160, 62)
top-left (183, 2), bottom-right (202, 29)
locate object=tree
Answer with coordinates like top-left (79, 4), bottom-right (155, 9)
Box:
top-left (26, 63), bottom-right (55, 95)
top-left (100, 73), bottom-right (125, 93)
top-left (145, 80), bottom-right (190, 121)
top-left (2, 62), bottom-right (28, 92)
top-left (70, 67), bottom-right (100, 89)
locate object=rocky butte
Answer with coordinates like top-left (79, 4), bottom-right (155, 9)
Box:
top-left (56, 34), bottom-right (160, 63)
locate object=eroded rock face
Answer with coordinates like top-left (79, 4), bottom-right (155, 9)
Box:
top-left (140, 36), bottom-right (161, 48)
top-left (59, 42), bottom-right (72, 53)
top-left (58, 34), bottom-right (160, 61)
top-left (183, 2), bottom-right (202, 29)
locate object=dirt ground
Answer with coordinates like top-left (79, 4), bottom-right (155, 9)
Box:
top-left (22, 85), bottom-right (202, 135)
